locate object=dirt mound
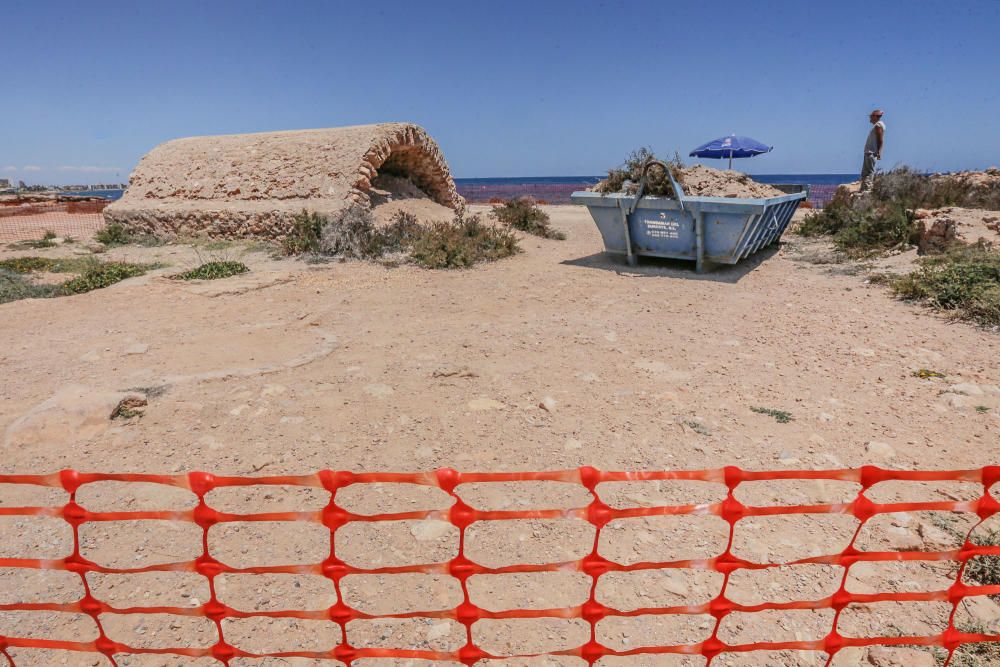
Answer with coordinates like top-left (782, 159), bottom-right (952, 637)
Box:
top-left (369, 174), bottom-right (456, 227)
top-left (836, 168), bottom-right (1000, 206)
top-left (912, 206), bottom-right (1000, 250)
top-left (932, 167), bottom-right (1000, 205)
top-left (676, 165), bottom-right (785, 199)
top-left (934, 166), bottom-right (1000, 189)
top-left (592, 163), bottom-right (784, 199)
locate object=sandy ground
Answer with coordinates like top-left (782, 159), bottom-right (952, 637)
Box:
top-left (1, 205), bottom-right (999, 666)
top-left (369, 174), bottom-right (456, 227)
top-left (2, 205), bottom-right (997, 475)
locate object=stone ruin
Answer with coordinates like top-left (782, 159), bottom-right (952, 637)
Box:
top-left (104, 123), bottom-right (464, 239)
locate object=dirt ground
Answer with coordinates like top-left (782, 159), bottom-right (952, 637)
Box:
top-left (1, 205), bottom-right (999, 666)
top-left (2, 205), bottom-right (997, 475)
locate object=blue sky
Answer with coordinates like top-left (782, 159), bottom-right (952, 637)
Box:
top-left (3, 0), bottom-right (999, 183)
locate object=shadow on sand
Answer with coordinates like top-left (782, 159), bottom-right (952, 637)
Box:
top-left (560, 245), bottom-right (781, 284)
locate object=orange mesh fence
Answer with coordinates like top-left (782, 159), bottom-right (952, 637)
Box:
top-left (0, 201), bottom-right (107, 243)
top-left (1, 466), bottom-right (1000, 666)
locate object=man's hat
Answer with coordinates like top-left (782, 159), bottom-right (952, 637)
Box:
top-left (871, 109), bottom-right (884, 116)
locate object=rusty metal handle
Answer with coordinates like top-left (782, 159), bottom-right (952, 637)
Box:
top-left (632, 159), bottom-right (685, 214)
top-left (634, 159), bottom-right (668, 203)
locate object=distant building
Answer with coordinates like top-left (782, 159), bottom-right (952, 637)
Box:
top-left (0, 178), bottom-right (11, 190)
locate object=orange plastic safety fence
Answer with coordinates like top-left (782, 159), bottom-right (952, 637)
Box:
top-left (0, 203), bottom-right (106, 243)
top-left (1, 466), bottom-right (1000, 666)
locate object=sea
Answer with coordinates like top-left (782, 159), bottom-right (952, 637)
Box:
top-left (60, 174), bottom-right (856, 208)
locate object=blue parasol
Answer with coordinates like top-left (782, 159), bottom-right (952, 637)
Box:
top-left (689, 134), bottom-right (772, 170)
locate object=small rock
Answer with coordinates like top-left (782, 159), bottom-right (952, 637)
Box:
top-left (946, 394), bottom-right (967, 409)
top-left (865, 441), bottom-right (896, 460)
top-left (948, 382), bottom-right (985, 396)
top-left (660, 573), bottom-right (689, 597)
top-left (467, 398), bottom-right (504, 411)
top-left (4, 385), bottom-right (145, 449)
top-left (250, 456), bottom-right (274, 472)
top-left (633, 359), bottom-right (691, 381)
top-left (363, 383), bottom-right (394, 398)
top-left (917, 217), bottom-right (957, 255)
top-left (425, 621), bottom-right (452, 641)
top-left (818, 412), bottom-right (834, 423)
top-left (431, 367), bottom-right (477, 379)
top-left (539, 396), bottom-right (558, 412)
top-left (916, 521), bottom-right (957, 550)
top-left (961, 594), bottom-right (1000, 624)
top-left (409, 520), bottom-right (451, 541)
top-left (564, 438), bottom-right (583, 451)
top-left (777, 451), bottom-right (800, 465)
top-left (123, 343), bottom-right (149, 355)
top-left (866, 646), bottom-right (936, 667)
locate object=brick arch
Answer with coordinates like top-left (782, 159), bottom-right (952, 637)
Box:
top-left (351, 124), bottom-right (463, 210)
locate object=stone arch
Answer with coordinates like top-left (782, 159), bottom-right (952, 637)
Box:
top-left (104, 122), bottom-right (464, 239)
top-left (350, 123), bottom-right (463, 210)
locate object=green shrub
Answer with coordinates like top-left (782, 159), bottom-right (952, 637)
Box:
top-left (491, 198), bottom-right (565, 240)
top-left (376, 210), bottom-right (424, 254)
top-left (281, 210), bottom-right (326, 255)
top-left (0, 257), bottom-right (58, 274)
top-left (9, 230), bottom-right (58, 249)
top-left (282, 208), bottom-right (520, 269)
top-left (888, 243), bottom-right (1000, 327)
top-left (750, 406), bottom-right (794, 423)
top-left (0, 256), bottom-right (101, 274)
top-left (596, 147), bottom-right (684, 197)
top-left (61, 261), bottom-right (152, 294)
top-left (0, 258), bottom-right (156, 303)
top-left (409, 213), bottom-right (520, 269)
top-left (0, 270), bottom-right (61, 304)
top-left (833, 204), bottom-right (913, 257)
top-left (94, 223), bottom-right (162, 247)
top-left (95, 223), bottom-right (130, 246)
top-left (958, 530), bottom-right (1000, 666)
top-left (172, 261), bottom-right (249, 280)
top-left (797, 189), bottom-right (914, 257)
top-left (797, 166), bottom-right (1000, 256)
top-left (875, 165), bottom-right (1000, 211)
top-left (319, 205), bottom-right (382, 258)
top-left (290, 208), bottom-right (424, 259)
top-left (952, 624), bottom-right (1000, 667)
top-left (966, 528), bottom-right (1000, 592)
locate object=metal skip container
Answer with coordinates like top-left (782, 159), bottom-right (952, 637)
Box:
top-left (571, 160), bottom-right (807, 272)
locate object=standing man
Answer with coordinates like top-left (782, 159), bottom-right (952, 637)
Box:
top-left (860, 109), bottom-right (885, 191)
